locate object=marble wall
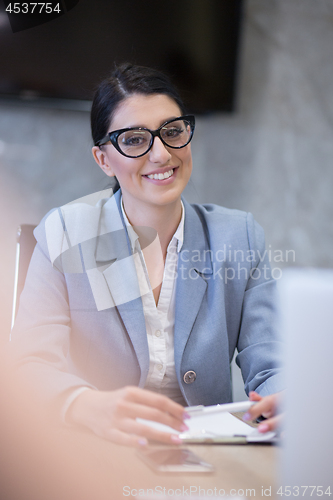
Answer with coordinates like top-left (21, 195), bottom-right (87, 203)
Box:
top-left (1, 0), bottom-right (332, 359)
top-left (189, 0), bottom-right (333, 269)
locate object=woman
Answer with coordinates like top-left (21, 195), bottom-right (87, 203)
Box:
top-left (11, 63), bottom-right (283, 447)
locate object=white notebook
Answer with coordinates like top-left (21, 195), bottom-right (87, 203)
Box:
top-left (138, 407), bottom-right (276, 444)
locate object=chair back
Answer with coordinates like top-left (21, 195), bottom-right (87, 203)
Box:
top-left (11, 224), bottom-right (37, 332)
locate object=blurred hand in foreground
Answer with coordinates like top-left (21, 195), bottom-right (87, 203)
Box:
top-left (68, 386), bottom-right (189, 447)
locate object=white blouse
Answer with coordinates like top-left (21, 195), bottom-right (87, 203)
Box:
top-left (121, 198), bottom-right (187, 406)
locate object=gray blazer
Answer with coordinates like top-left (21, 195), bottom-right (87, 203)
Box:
top-left (11, 189), bottom-right (283, 409)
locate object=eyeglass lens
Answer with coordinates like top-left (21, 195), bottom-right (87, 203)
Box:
top-left (117, 118), bottom-right (192, 157)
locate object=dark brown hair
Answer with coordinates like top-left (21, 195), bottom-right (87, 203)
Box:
top-left (90, 63), bottom-right (186, 146)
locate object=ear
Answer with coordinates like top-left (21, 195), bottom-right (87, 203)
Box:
top-left (92, 146), bottom-right (115, 177)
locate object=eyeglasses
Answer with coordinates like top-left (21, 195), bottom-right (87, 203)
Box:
top-left (96, 115), bottom-right (195, 158)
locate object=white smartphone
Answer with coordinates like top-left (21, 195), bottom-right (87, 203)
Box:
top-left (137, 447), bottom-right (214, 473)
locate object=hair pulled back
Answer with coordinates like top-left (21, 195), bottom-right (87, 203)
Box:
top-left (90, 63), bottom-right (186, 146)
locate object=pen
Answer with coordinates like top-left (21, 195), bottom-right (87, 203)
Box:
top-left (185, 400), bottom-right (257, 416)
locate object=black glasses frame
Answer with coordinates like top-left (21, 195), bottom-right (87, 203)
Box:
top-left (96, 115), bottom-right (195, 158)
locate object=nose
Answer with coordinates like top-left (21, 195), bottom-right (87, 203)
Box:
top-left (148, 136), bottom-right (172, 163)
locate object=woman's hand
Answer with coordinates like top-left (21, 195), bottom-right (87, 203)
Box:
top-left (243, 391), bottom-right (284, 433)
top-left (67, 386), bottom-right (189, 447)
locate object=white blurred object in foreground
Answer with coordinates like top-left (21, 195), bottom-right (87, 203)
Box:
top-left (278, 269), bottom-right (333, 497)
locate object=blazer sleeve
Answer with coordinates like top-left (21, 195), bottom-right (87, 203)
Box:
top-left (8, 213), bottom-right (97, 413)
top-left (235, 213), bottom-right (284, 396)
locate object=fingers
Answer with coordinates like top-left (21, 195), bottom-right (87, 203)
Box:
top-left (117, 400), bottom-right (188, 432)
top-left (244, 393), bottom-right (278, 423)
top-left (114, 398), bottom-right (188, 433)
top-left (117, 417), bottom-right (183, 445)
top-left (93, 412), bottom-right (183, 447)
top-left (257, 415), bottom-right (282, 433)
top-left (249, 391), bottom-right (262, 402)
top-left (70, 386), bottom-right (188, 447)
top-left (98, 423), bottom-right (181, 447)
top-left (102, 427), bottom-right (149, 447)
top-left (115, 387), bottom-right (189, 433)
top-left (243, 392), bottom-right (284, 433)
top-left (121, 386), bottom-right (186, 421)
top-left (113, 388), bottom-right (188, 444)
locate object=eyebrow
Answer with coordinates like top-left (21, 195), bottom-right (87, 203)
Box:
top-left (113, 116), bottom-right (180, 131)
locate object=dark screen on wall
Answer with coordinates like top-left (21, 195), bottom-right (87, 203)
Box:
top-left (0, 0), bottom-right (243, 113)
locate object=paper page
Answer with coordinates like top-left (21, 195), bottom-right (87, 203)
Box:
top-left (138, 411), bottom-right (253, 437)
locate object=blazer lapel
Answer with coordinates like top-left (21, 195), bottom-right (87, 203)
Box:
top-left (46, 188), bottom-right (149, 384)
top-left (116, 299), bottom-right (150, 387)
top-left (96, 191), bottom-right (150, 386)
top-left (174, 200), bottom-right (213, 376)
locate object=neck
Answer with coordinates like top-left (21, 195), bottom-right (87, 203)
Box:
top-left (122, 196), bottom-right (182, 255)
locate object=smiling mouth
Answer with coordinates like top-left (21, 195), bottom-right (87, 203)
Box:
top-left (144, 168), bottom-right (177, 180)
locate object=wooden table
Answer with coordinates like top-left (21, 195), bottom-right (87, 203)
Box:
top-left (110, 442), bottom-right (277, 499)
top-left (1, 410), bottom-right (278, 500)
top-left (50, 425), bottom-right (278, 500)
top-left (0, 372), bottom-right (278, 500)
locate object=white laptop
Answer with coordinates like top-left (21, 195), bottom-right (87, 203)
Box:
top-left (278, 269), bottom-right (333, 497)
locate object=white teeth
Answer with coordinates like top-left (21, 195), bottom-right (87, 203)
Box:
top-left (164, 169), bottom-right (173, 179)
top-left (147, 169), bottom-right (174, 180)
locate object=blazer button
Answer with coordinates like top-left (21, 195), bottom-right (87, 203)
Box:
top-left (183, 370), bottom-right (196, 384)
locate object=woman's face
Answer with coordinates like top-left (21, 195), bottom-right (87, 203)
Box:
top-left (92, 94), bottom-right (193, 216)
